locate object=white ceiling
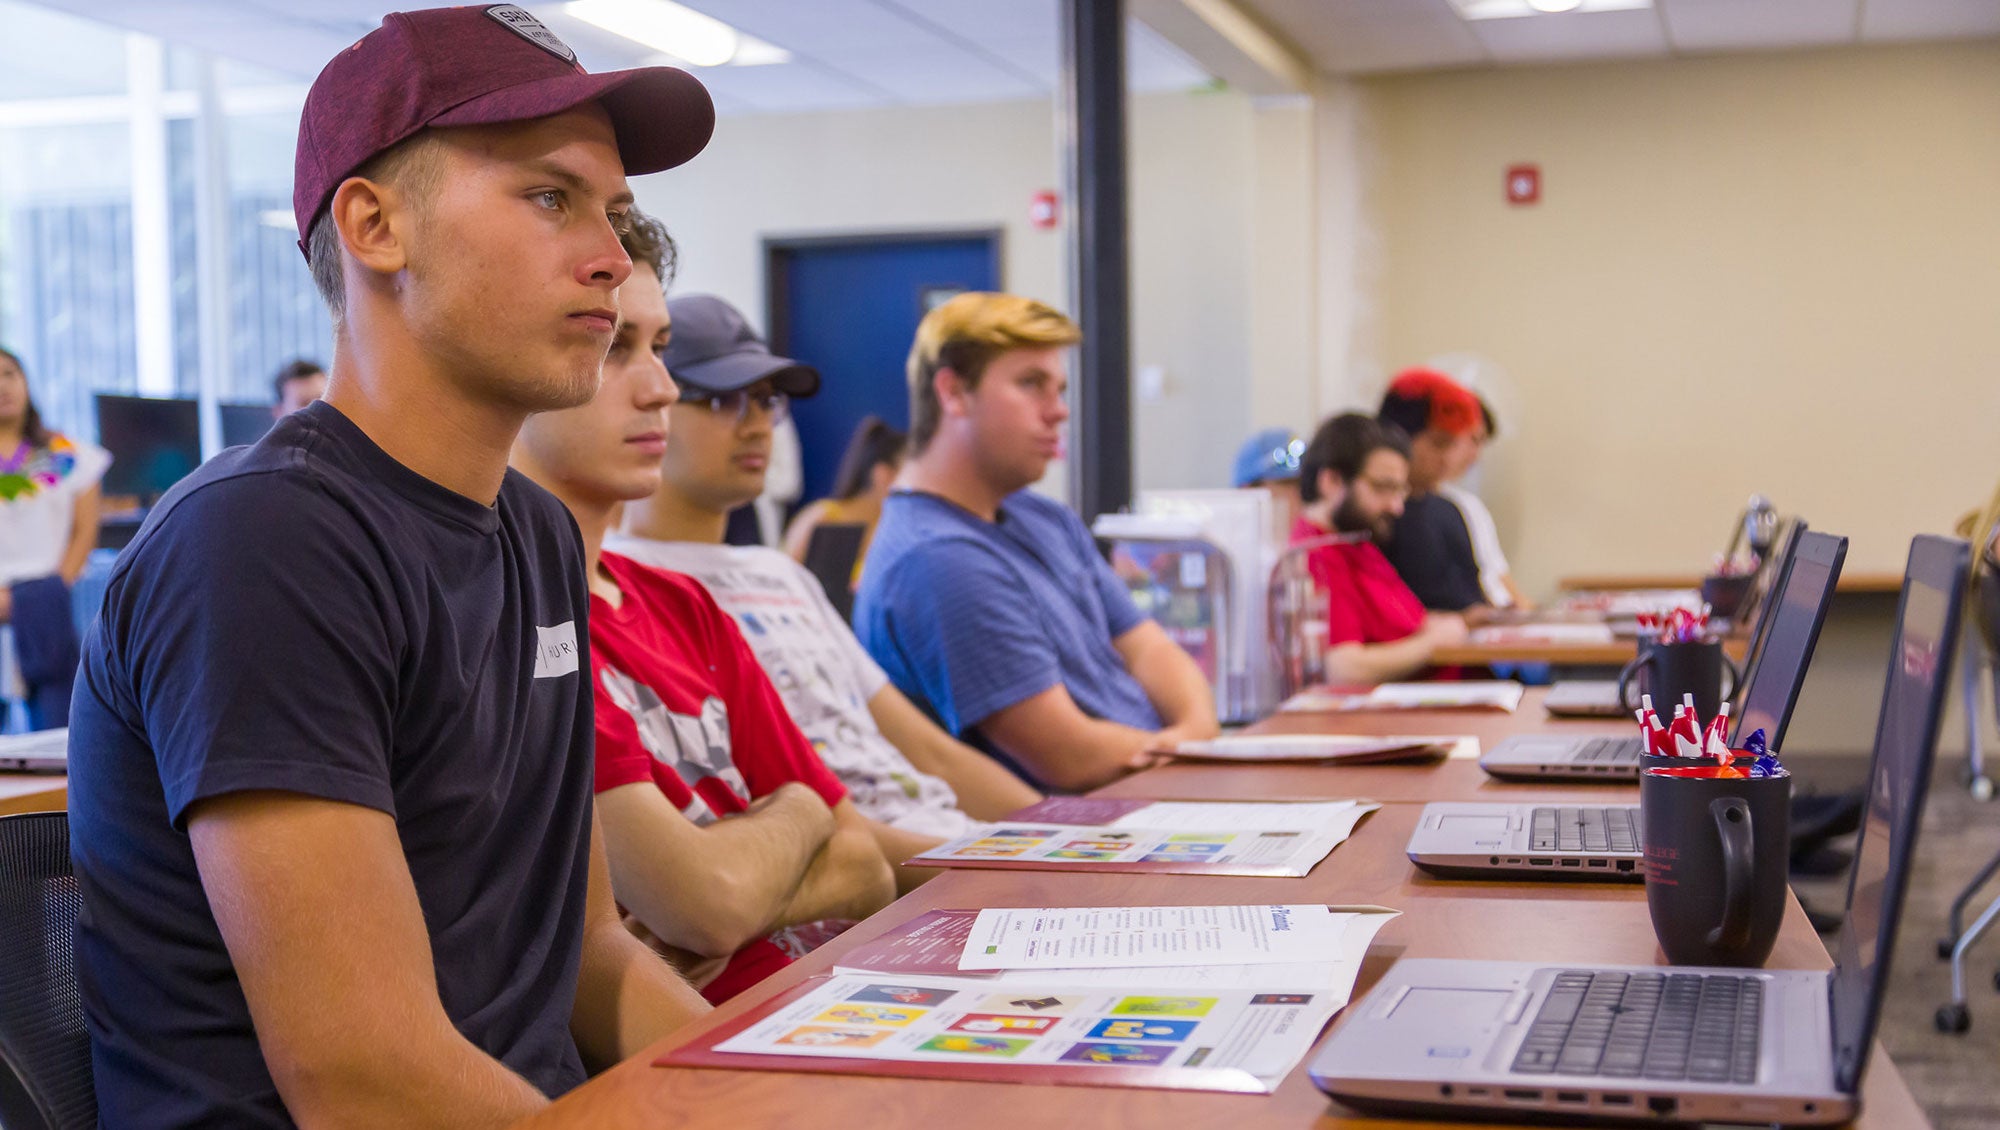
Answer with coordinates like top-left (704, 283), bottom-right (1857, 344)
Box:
top-left (18, 0), bottom-right (2000, 112)
top-left (15, 0), bottom-right (1214, 114)
top-left (1236, 0), bottom-right (2000, 75)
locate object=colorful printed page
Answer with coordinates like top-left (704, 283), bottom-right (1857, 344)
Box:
top-left (910, 800), bottom-right (1379, 877)
top-left (662, 973), bottom-right (1337, 1092)
top-left (1156, 732), bottom-right (1462, 764)
top-left (958, 904), bottom-right (1346, 970)
top-left (1280, 679), bottom-right (1525, 714)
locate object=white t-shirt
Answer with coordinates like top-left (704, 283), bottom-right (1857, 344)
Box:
top-left (1437, 483), bottom-right (1513, 608)
top-left (605, 534), bottom-right (973, 838)
top-left (1, 434), bottom-right (111, 696)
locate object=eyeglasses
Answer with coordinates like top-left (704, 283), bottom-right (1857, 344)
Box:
top-left (1358, 476), bottom-right (1411, 500)
top-left (673, 380), bottom-right (789, 425)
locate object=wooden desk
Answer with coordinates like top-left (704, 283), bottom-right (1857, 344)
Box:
top-left (527, 697), bottom-right (1928, 1129)
top-left (0, 774), bottom-right (67, 817)
top-left (1557, 572), bottom-right (1904, 596)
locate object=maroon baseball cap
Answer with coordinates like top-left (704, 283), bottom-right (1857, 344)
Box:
top-left (293, 4), bottom-right (714, 255)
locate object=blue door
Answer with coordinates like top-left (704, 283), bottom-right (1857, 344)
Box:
top-left (771, 234), bottom-right (1000, 505)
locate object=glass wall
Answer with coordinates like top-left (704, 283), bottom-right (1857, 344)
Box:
top-left (0, 0), bottom-right (326, 453)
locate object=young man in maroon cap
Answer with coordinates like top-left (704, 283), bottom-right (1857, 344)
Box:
top-left (67, 7), bottom-right (714, 1125)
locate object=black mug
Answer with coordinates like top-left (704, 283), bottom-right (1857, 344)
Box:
top-left (1640, 767), bottom-right (1790, 967)
top-left (1618, 639), bottom-right (1741, 723)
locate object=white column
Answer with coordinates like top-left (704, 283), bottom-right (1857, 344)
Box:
top-left (192, 54), bottom-right (233, 458)
top-left (126, 34), bottom-right (175, 398)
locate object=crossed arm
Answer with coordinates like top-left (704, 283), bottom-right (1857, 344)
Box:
top-left (975, 620), bottom-right (1220, 793)
top-left (187, 791), bottom-right (706, 1130)
top-left (595, 780), bottom-right (895, 963)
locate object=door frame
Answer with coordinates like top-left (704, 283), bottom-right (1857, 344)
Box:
top-left (761, 227), bottom-right (1006, 357)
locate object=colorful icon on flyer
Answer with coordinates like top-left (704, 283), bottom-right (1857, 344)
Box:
top-left (1250, 993), bottom-right (1313, 1005)
top-left (1167, 833), bottom-right (1235, 844)
top-left (1087, 1018), bottom-right (1197, 1042)
top-left (1151, 841), bottom-right (1227, 854)
top-left (1047, 848), bottom-right (1120, 860)
top-left (980, 993), bottom-right (1085, 1014)
top-left (1062, 840), bottom-right (1134, 852)
top-left (848, 984), bottom-right (957, 1007)
top-left (812, 1004), bottom-right (922, 1027)
top-left (918, 1034), bottom-right (1031, 1057)
top-left (1111, 996), bottom-right (1217, 1018)
top-left (1059, 1041), bottom-right (1174, 1065)
top-left (775, 1026), bottom-right (891, 1049)
top-left (950, 1013), bottom-right (1058, 1035)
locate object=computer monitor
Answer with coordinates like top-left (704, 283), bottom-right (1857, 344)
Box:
top-left (95, 394), bottom-right (200, 501)
top-left (1829, 534), bottom-right (1968, 1092)
top-left (220, 403), bottom-right (276, 449)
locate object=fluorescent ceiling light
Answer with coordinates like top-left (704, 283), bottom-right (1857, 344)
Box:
top-left (1452, 0), bottom-right (1649, 19)
top-left (565, 0), bottom-right (740, 67)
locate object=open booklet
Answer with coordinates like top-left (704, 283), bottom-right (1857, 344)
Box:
top-left (905, 798), bottom-right (1379, 877)
top-left (1155, 732), bottom-right (1470, 765)
top-left (659, 905), bottom-right (1398, 1094)
top-left (1278, 679), bottom-right (1525, 715)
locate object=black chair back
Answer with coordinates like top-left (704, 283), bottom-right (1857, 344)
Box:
top-left (803, 523), bottom-right (867, 623)
top-left (0, 812), bottom-right (96, 1130)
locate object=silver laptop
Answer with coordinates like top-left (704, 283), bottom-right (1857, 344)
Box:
top-left (1540, 520), bottom-right (1805, 719)
top-left (1407, 800), bottom-right (1643, 880)
top-left (0, 728), bottom-right (68, 773)
top-left (1313, 534), bottom-right (1966, 1126)
top-left (1482, 530), bottom-right (1844, 782)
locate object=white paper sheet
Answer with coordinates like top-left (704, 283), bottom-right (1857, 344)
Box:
top-left (958, 905), bottom-right (1344, 971)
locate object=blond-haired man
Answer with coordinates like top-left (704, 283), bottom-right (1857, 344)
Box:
top-left (852, 293), bottom-right (1218, 792)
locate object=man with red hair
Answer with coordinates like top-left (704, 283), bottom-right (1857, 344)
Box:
top-left (1377, 369), bottom-right (1495, 620)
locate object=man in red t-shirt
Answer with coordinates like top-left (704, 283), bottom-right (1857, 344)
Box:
top-left (1289, 413), bottom-right (1469, 684)
top-left (510, 212), bottom-right (896, 1003)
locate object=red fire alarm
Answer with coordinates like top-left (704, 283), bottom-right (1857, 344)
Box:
top-left (1029, 189), bottom-right (1059, 230)
top-left (1505, 164), bottom-right (1540, 205)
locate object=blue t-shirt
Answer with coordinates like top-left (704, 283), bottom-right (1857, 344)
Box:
top-left (853, 489), bottom-right (1161, 777)
top-left (68, 401), bottom-right (597, 1127)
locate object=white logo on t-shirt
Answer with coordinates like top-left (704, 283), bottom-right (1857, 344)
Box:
top-left (532, 621), bottom-right (580, 678)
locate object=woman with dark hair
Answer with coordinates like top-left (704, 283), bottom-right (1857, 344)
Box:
top-left (783, 415), bottom-right (907, 586)
top-left (0, 347), bottom-right (110, 729)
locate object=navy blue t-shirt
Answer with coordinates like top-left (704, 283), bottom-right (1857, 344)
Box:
top-left (853, 489), bottom-right (1161, 782)
top-left (1383, 491), bottom-right (1488, 612)
top-left (68, 401), bottom-right (597, 1127)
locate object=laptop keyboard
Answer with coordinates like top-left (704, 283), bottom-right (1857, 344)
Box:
top-left (1572, 736), bottom-right (1643, 765)
top-left (1529, 807), bottom-right (1640, 853)
top-left (1510, 970), bottom-right (1763, 1083)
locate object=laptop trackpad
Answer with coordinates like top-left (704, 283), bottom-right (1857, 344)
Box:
top-left (1437, 814), bottom-right (1512, 833)
top-left (1390, 988), bottom-right (1513, 1026)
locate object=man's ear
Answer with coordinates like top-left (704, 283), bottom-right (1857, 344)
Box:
top-left (1317, 466), bottom-right (1345, 505)
top-left (329, 175), bottom-right (413, 285)
top-left (935, 366), bottom-right (973, 419)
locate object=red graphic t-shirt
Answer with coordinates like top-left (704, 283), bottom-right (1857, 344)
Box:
top-left (590, 551), bottom-right (847, 1002)
top-left (1290, 516), bottom-right (1427, 647)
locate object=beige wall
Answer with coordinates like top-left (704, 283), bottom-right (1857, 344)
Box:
top-left (1357, 41), bottom-right (2000, 600)
top-left (630, 88), bottom-right (1303, 502)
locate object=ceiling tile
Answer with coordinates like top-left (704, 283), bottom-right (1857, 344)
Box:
top-left (1127, 19), bottom-right (1214, 91)
top-left (1470, 7), bottom-right (1670, 63)
top-left (676, 0), bottom-right (942, 53)
top-left (1236, 0), bottom-right (1487, 74)
top-left (1860, 0), bottom-right (2000, 40)
top-left (811, 41), bottom-right (1043, 102)
top-left (1662, 0), bottom-right (1858, 52)
top-left (687, 58), bottom-right (893, 112)
top-left (880, 0), bottom-right (1058, 42)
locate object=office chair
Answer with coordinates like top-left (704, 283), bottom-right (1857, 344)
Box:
top-left (1267, 534), bottom-right (1368, 699)
top-left (1935, 532), bottom-right (2000, 1033)
top-left (801, 522), bottom-right (867, 624)
top-left (0, 812), bottom-right (96, 1129)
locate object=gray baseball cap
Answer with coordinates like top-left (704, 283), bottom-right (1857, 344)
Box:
top-left (662, 294), bottom-right (819, 398)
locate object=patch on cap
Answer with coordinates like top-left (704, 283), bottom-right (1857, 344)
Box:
top-left (486, 4), bottom-right (577, 64)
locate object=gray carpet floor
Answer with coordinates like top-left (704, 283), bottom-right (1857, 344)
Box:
top-left (1792, 756), bottom-right (2000, 1130)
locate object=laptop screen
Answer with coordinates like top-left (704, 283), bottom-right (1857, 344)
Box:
top-left (1728, 530), bottom-right (1847, 748)
top-left (1828, 535), bottom-right (1969, 1093)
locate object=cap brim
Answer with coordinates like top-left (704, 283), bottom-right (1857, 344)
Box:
top-left (676, 352), bottom-right (821, 399)
top-left (431, 65), bottom-right (715, 175)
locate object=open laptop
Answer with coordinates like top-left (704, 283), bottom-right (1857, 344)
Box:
top-left (1481, 529), bottom-right (1845, 782)
top-left (1314, 534), bottom-right (1967, 1126)
top-left (1543, 519), bottom-right (1803, 718)
top-left (0, 728), bottom-right (68, 773)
